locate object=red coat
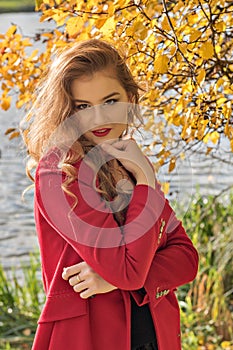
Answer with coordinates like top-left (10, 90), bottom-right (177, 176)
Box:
top-left (32, 150), bottom-right (198, 350)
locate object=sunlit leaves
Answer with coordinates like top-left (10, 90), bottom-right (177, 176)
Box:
top-left (99, 17), bottom-right (116, 36)
top-left (66, 17), bottom-right (85, 37)
top-left (196, 69), bottom-right (205, 87)
top-left (5, 25), bottom-right (17, 37)
top-left (4, 127), bottom-right (20, 139)
top-left (199, 41), bottom-right (215, 60)
top-left (1, 94), bottom-right (11, 111)
top-left (154, 54), bottom-right (170, 74)
top-left (0, 0), bottom-right (233, 169)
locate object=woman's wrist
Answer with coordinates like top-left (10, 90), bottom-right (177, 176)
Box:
top-left (136, 172), bottom-right (155, 189)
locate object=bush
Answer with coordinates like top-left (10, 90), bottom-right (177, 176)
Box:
top-left (178, 189), bottom-right (233, 349)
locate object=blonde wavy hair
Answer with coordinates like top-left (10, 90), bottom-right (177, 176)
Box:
top-left (23, 39), bottom-right (142, 225)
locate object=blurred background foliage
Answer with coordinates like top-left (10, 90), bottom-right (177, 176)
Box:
top-left (0, 0), bottom-right (34, 13)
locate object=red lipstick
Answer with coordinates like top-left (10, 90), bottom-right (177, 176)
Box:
top-left (92, 128), bottom-right (111, 137)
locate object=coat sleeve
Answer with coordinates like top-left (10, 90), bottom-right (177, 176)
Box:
top-left (134, 184), bottom-right (198, 305)
top-left (143, 221), bottom-right (198, 303)
top-left (35, 150), bottom-right (198, 292)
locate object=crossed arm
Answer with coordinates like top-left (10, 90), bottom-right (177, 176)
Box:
top-left (36, 149), bottom-right (198, 300)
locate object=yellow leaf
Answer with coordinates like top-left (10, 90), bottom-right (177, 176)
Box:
top-left (66, 17), bottom-right (85, 37)
top-left (69, 0), bottom-right (78, 7)
top-left (168, 157), bottom-right (176, 172)
top-left (173, 1), bottom-right (183, 12)
top-left (1, 96), bottom-right (11, 111)
top-left (161, 16), bottom-right (171, 32)
top-left (180, 152), bottom-right (185, 160)
top-left (53, 12), bottom-right (69, 27)
top-left (179, 43), bottom-right (188, 54)
top-left (169, 45), bottom-right (176, 56)
top-left (196, 68), bottom-right (206, 86)
top-left (206, 147), bottom-right (213, 155)
top-left (43, 0), bottom-right (55, 5)
top-left (9, 131), bottom-right (20, 140)
top-left (195, 57), bottom-right (203, 66)
top-left (161, 182), bottom-right (170, 195)
top-left (132, 20), bottom-right (148, 41)
top-left (215, 44), bottom-right (221, 54)
top-left (35, 0), bottom-right (43, 11)
top-left (209, 131), bottom-right (220, 144)
top-left (22, 38), bottom-right (32, 47)
top-left (28, 49), bottom-right (39, 61)
top-left (200, 41), bottom-right (214, 59)
top-left (116, 0), bottom-right (131, 7)
top-left (190, 29), bottom-right (201, 42)
top-left (5, 127), bottom-right (16, 135)
top-left (182, 79), bottom-right (194, 93)
top-left (203, 131), bottom-right (220, 144)
top-left (6, 25), bottom-right (17, 37)
top-left (108, 3), bottom-right (115, 16)
top-left (154, 55), bottom-right (169, 74)
top-left (231, 140), bottom-right (233, 152)
top-left (187, 13), bottom-right (199, 25)
top-left (215, 77), bottom-right (224, 90)
top-left (215, 20), bottom-right (226, 32)
top-left (99, 17), bottom-right (115, 35)
top-left (95, 18), bottom-right (108, 30)
top-left (217, 97), bottom-right (227, 107)
top-left (16, 99), bottom-right (26, 109)
top-left (40, 9), bottom-right (55, 22)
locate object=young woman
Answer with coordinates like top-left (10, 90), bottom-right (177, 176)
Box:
top-left (24, 39), bottom-right (198, 350)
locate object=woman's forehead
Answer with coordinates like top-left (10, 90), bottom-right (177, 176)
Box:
top-left (71, 71), bottom-right (126, 102)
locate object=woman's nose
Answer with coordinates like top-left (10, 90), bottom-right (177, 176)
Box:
top-left (93, 104), bottom-right (108, 126)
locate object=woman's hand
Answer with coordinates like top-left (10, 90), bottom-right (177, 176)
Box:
top-left (62, 261), bottom-right (117, 299)
top-left (100, 138), bottom-right (155, 189)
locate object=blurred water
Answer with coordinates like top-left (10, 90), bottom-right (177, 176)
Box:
top-left (0, 12), bottom-right (55, 270)
top-left (0, 13), bottom-right (232, 270)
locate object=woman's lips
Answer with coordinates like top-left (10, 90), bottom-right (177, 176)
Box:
top-left (92, 128), bottom-right (112, 137)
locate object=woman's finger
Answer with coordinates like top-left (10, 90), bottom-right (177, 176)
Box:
top-left (68, 273), bottom-right (83, 286)
top-left (62, 262), bottom-right (84, 280)
top-left (73, 280), bottom-right (88, 293)
top-left (79, 288), bottom-right (93, 299)
top-left (100, 142), bottom-right (121, 157)
top-left (101, 138), bottom-right (134, 151)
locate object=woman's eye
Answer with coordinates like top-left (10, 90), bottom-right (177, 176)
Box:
top-left (74, 104), bottom-right (91, 110)
top-left (104, 99), bottom-right (118, 105)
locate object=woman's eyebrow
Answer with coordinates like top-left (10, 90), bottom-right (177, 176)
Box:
top-left (73, 92), bottom-right (121, 103)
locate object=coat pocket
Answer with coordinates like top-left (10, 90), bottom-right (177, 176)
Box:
top-left (38, 291), bottom-right (87, 323)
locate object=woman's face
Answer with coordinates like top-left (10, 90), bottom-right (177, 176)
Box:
top-left (71, 70), bottom-right (129, 145)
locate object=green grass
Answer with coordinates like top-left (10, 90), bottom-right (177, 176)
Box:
top-left (0, 0), bottom-right (35, 13)
top-left (0, 252), bottom-right (44, 349)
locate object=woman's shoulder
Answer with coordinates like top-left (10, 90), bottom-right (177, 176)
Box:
top-left (37, 148), bottom-right (83, 170)
top-left (36, 148), bottom-right (95, 187)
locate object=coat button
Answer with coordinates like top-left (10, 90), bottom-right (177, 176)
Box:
top-left (158, 219), bottom-right (166, 244)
